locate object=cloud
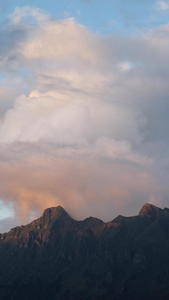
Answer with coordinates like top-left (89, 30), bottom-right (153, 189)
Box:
top-left (0, 7), bottom-right (169, 230)
top-left (0, 143), bottom-right (157, 223)
top-left (9, 6), bottom-right (49, 25)
top-left (157, 1), bottom-right (169, 11)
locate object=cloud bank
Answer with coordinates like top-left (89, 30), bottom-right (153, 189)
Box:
top-left (0, 7), bottom-right (169, 230)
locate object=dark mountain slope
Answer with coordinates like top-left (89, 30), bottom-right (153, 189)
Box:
top-left (0, 203), bottom-right (169, 299)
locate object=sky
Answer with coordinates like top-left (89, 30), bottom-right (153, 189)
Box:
top-left (0, 0), bottom-right (169, 231)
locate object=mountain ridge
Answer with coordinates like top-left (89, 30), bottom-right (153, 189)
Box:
top-left (0, 202), bottom-right (168, 300)
top-left (2, 202), bottom-right (164, 235)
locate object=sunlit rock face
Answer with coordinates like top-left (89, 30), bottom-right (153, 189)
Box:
top-left (0, 204), bottom-right (168, 299)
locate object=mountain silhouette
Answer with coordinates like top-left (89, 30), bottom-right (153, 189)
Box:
top-left (0, 203), bottom-right (169, 299)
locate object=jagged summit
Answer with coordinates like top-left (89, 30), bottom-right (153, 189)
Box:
top-left (43, 205), bottom-right (69, 218)
top-left (41, 205), bottom-right (72, 223)
top-left (139, 203), bottom-right (162, 219)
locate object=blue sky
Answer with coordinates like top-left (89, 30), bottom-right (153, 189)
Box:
top-left (0, 0), bottom-right (169, 34)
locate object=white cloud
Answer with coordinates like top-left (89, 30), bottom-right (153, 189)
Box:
top-left (157, 1), bottom-right (169, 11)
top-left (9, 6), bottom-right (49, 25)
top-left (21, 18), bottom-right (97, 63)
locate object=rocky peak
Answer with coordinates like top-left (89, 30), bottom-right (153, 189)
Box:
top-left (28, 206), bottom-right (72, 230)
top-left (139, 203), bottom-right (162, 219)
top-left (42, 206), bottom-right (71, 223)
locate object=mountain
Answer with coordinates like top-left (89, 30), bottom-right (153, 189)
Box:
top-left (0, 203), bottom-right (169, 299)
